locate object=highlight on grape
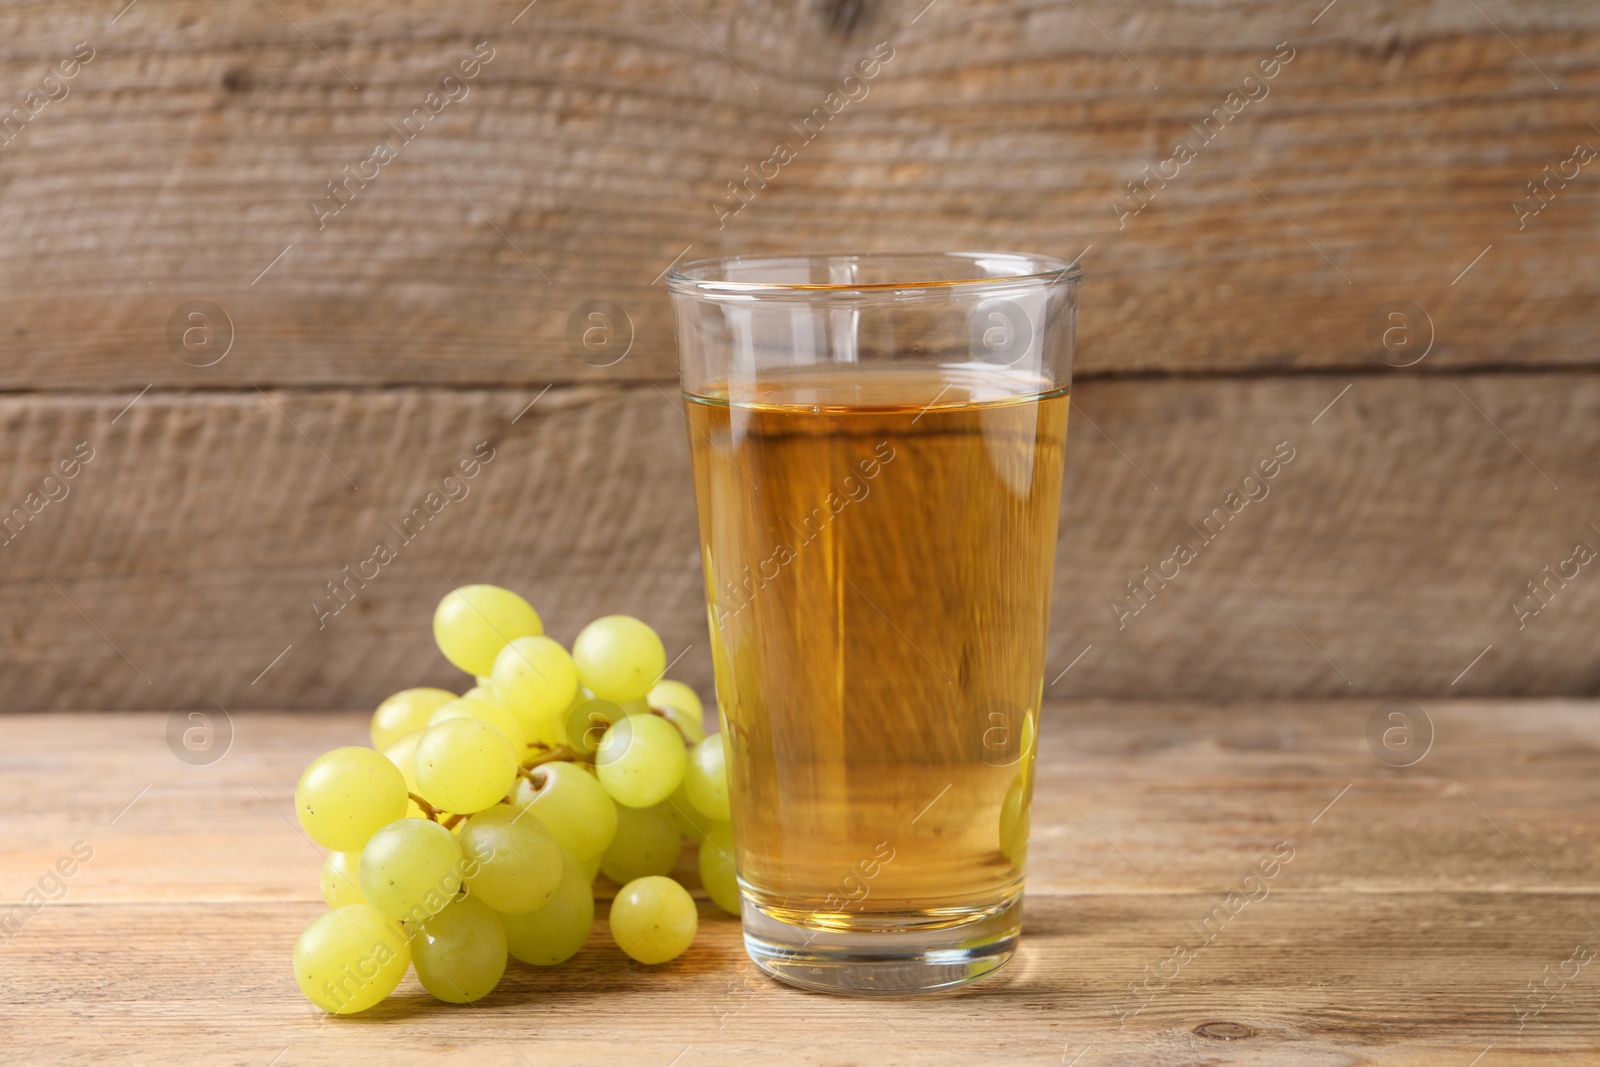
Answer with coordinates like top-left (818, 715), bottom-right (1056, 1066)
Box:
top-left (291, 585), bottom-right (736, 1013)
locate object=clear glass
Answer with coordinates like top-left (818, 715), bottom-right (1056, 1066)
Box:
top-left (667, 252), bottom-right (1078, 996)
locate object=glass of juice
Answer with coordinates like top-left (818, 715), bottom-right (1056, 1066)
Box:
top-left (666, 252), bottom-right (1079, 995)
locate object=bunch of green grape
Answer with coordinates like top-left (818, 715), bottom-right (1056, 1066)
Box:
top-left (290, 585), bottom-right (739, 1014)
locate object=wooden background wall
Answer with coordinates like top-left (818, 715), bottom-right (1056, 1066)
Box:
top-left (1, 0), bottom-right (1596, 711)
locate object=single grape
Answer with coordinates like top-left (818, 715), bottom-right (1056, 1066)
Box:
top-left (684, 733), bottom-right (731, 821)
top-left (596, 713), bottom-right (687, 809)
top-left (1020, 710), bottom-right (1037, 792)
top-left (296, 747), bottom-right (410, 852)
top-left (563, 697), bottom-right (620, 757)
top-left (572, 615), bottom-right (665, 703)
top-left (457, 805), bottom-right (563, 913)
top-left (414, 717), bottom-right (518, 815)
top-left (412, 895), bottom-right (508, 1004)
top-left (609, 876), bottom-right (698, 964)
top-left (381, 730), bottom-right (427, 819)
top-left (321, 850), bottom-right (364, 908)
top-left (647, 679), bottom-right (704, 724)
top-left (600, 802), bottom-right (681, 884)
top-left (475, 675), bottom-right (493, 687)
top-left (433, 585), bottom-right (543, 677)
top-left (513, 760), bottom-right (618, 859)
top-left (617, 698), bottom-right (652, 717)
top-left (576, 848), bottom-right (602, 882)
top-left (491, 636), bottom-right (579, 733)
top-left (666, 781), bottom-right (717, 843)
top-left (999, 772), bottom-right (1030, 866)
top-left (698, 822), bottom-right (741, 916)
top-left (647, 681), bottom-right (706, 743)
top-left (371, 687), bottom-right (456, 749)
top-left (651, 705), bottom-right (705, 745)
top-left (428, 694), bottom-right (528, 754)
top-left (360, 818), bottom-right (465, 924)
top-left (499, 847), bottom-right (595, 966)
top-left (461, 683), bottom-right (499, 704)
top-left (293, 903), bottom-right (410, 1014)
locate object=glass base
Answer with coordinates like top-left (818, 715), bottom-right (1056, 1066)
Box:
top-left (741, 895), bottom-right (1020, 996)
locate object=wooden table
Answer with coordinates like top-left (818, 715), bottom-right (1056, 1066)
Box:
top-left (4, 700), bottom-right (1596, 1065)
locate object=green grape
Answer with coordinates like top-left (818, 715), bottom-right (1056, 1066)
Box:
top-left (600, 802), bottom-right (681, 884)
top-left (457, 805), bottom-right (563, 913)
top-left (513, 760), bottom-right (617, 859)
top-left (293, 903), bottom-right (410, 1014)
top-left (596, 713), bottom-right (687, 809)
top-left (609, 876), bottom-right (698, 964)
top-left (684, 733), bottom-right (731, 821)
top-left (360, 817), bottom-right (465, 924)
top-left (666, 781), bottom-right (717, 843)
top-left (412, 895), bottom-right (508, 1004)
top-left (1019, 710), bottom-right (1037, 793)
top-left (296, 747), bottom-right (410, 852)
top-left (572, 615), bottom-right (665, 703)
top-left (492, 636), bottom-right (579, 733)
top-left (651, 704), bottom-right (705, 744)
top-left (428, 694), bottom-right (528, 754)
top-left (647, 680), bottom-right (706, 744)
top-left (500, 847), bottom-right (594, 966)
top-left (321, 850), bottom-right (364, 908)
top-left (414, 717), bottom-right (518, 814)
top-left (434, 584), bottom-right (543, 677)
top-left (475, 675), bottom-right (493, 687)
top-left (577, 847), bottom-right (602, 882)
top-left (370, 687), bottom-right (456, 749)
top-left (647, 679), bottom-right (703, 724)
top-left (698, 822), bottom-right (741, 916)
top-left (999, 772), bottom-right (1030, 866)
top-left (562, 697), bottom-right (620, 757)
top-left (381, 730), bottom-right (427, 819)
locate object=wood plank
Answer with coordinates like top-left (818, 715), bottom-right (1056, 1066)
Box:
top-left (5, 894), bottom-right (1596, 1065)
top-left (0, 1), bottom-right (1596, 386)
top-left (4, 703), bottom-right (1595, 904)
top-left (1, 702), bottom-right (1596, 1064)
top-left (1, 372), bottom-right (1597, 711)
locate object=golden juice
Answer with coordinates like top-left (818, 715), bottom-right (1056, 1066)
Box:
top-left (685, 364), bottom-right (1067, 936)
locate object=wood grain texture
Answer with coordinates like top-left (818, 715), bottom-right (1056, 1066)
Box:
top-left (2, 372), bottom-right (1598, 712)
top-left (0, 0), bottom-right (1595, 386)
top-left (1, 701), bottom-right (1596, 1064)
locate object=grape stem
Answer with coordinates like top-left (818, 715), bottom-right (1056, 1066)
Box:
top-left (407, 791), bottom-right (469, 829)
top-left (520, 744), bottom-right (591, 770)
top-left (408, 791), bottom-right (443, 821)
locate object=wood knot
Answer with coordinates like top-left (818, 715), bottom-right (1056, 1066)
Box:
top-left (221, 68), bottom-right (250, 93)
top-left (1194, 1021), bottom-right (1256, 1041)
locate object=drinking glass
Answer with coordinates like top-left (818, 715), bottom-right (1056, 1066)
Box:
top-left (666, 252), bottom-right (1079, 995)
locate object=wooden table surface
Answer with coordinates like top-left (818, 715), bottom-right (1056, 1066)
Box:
top-left (3, 700), bottom-right (1597, 1065)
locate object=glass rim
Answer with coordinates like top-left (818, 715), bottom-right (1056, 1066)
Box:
top-left (665, 250), bottom-right (1083, 296)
